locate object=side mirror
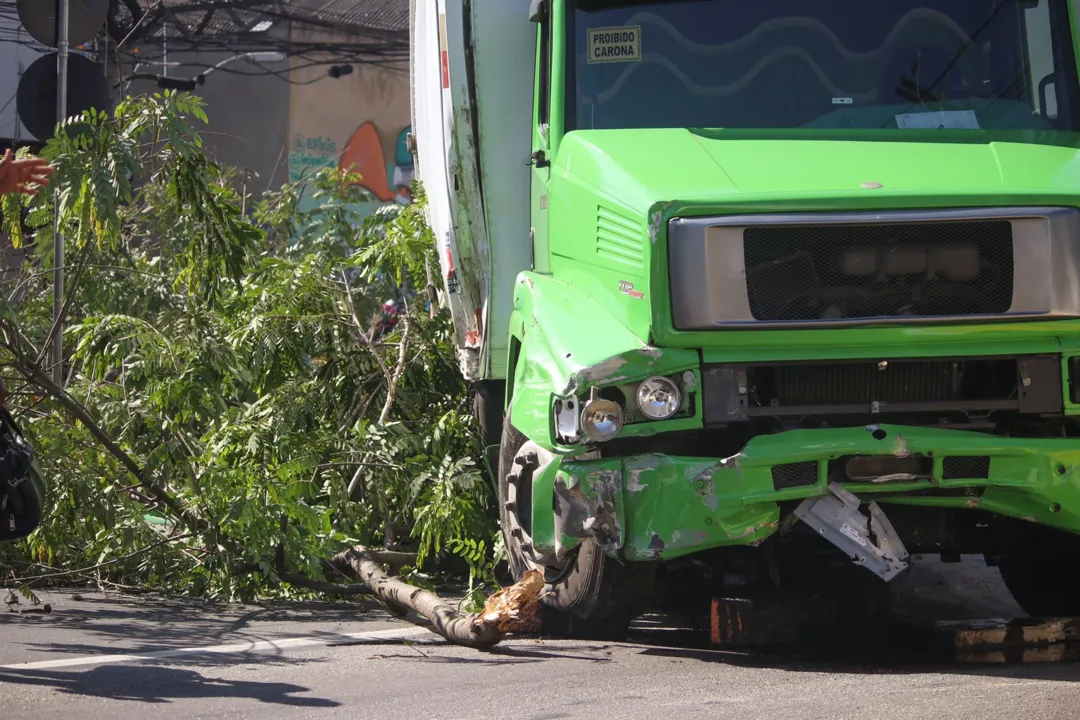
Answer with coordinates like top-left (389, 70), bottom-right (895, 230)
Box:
top-left (529, 0), bottom-right (547, 22)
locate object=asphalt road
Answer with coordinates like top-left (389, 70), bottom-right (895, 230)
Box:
top-left (2, 556), bottom-right (1079, 720)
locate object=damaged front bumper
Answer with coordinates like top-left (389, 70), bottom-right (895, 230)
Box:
top-left (527, 424), bottom-right (1080, 565)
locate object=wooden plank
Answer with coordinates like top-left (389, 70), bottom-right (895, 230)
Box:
top-left (933, 617), bottom-right (1080, 663)
top-left (957, 644), bottom-right (1078, 664)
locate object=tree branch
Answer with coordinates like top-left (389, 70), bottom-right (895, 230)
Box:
top-left (34, 240), bottom-right (95, 376)
top-left (5, 350), bottom-right (222, 550)
top-left (347, 314), bottom-right (413, 503)
top-left (330, 545), bottom-right (543, 650)
top-left (6, 533), bottom-right (192, 585)
top-left (271, 517), bottom-right (415, 597)
top-left (279, 574), bottom-right (374, 596)
top-left (340, 270), bottom-right (392, 385)
top-left (337, 369), bottom-right (383, 434)
top-left (1, 263), bottom-right (168, 286)
top-left (378, 313), bottom-right (411, 425)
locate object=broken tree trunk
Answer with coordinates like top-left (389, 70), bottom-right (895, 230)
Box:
top-left (331, 545), bottom-right (544, 650)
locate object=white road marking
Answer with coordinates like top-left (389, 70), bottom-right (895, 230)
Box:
top-left (0, 625), bottom-right (433, 670)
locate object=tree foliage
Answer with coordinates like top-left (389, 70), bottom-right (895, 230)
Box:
top-left (0, 92), bottom-right (499, 602)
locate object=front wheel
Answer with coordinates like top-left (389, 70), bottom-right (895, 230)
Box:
top-left (996, 550), bottom-right (1080, 617)
top-left (498, 406), bottom-right (655, 639)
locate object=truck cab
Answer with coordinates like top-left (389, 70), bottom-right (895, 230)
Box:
top-left (412, 0), bottom-right (1080, 636)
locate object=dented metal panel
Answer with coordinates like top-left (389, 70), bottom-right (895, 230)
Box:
top-left (554, 465), bottom-right (624, 559)
top-left (508, 271), bottom-right (699, 447)
top-left (525, 423), bottom-right (1080, 565)
top-left (794, 483), bottom-right (911, 581)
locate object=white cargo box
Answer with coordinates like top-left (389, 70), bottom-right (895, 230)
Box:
top-left (410, 0), bottom-right (534, 381)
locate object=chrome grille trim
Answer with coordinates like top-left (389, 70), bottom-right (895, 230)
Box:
top-left (668, 207), bottom-right (1080, 329)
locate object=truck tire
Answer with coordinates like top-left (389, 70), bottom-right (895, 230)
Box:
top-left (996, 551), bottom-right (1080, 617)
top-left (498, 405), bottom-right (655, 639)
top-left (473, 380), bottom-right (506, 532)
top-left (471, 380), bottom-right (505, 451)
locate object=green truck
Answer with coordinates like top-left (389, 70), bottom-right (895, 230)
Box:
top-left (411, 0), bottom-right (1080, 635)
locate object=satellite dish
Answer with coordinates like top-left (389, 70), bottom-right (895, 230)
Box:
top-left (16, 52), bottom-right (112, 141)
top-left (16, 0), bottom-right (109, 47)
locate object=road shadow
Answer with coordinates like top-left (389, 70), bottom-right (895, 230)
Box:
top-left (632, 638), bottom-right (1080, 684)
top-left (0, 664), bottom-right (340, 707)
top-left (616, 554), bottom-right (1080, 683)
top-left (625, 610), bottom-right (1080, 684)
top-left (5, 629), bottom-right (451, 670)
top-left (0, 592), bottom-right (393, 662)
top-left (351, 642), bottom-right (618, 666)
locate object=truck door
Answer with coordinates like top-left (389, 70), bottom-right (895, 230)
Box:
top-left (530, 3), bottom-right (553, 274)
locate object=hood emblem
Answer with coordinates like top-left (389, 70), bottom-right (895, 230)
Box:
top-left (861, 181), bottom-right (884, 190)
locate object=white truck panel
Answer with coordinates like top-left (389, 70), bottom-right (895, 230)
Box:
top-left (410, 0), bottom-right (535, 381)
top-left (469, 0), bottom-right (536, 379)
top-left (411, 0), bottom-right (482, 379)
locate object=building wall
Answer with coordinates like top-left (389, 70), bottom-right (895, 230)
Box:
top-left (125, 26), bottom-right (293, 193)
top-left (1, 19), bottom-right (411, 218)
top-left (286, 25), bottom-right (413, 213)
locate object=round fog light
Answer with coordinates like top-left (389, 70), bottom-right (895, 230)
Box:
top-left (637, 376), bottom-right (681, 420)
top-left (580, 398), bottom-right (624, 442)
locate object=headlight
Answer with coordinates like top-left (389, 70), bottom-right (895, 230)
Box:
top-left (580, 390), bottom-right (624, 442)
top-left (636, 376), bottom-right (681, 421)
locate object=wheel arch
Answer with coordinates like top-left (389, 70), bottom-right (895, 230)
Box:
top-left (506, 313), bottom-right (524, 411)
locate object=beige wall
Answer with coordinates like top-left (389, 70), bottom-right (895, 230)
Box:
top-left (287, 25), bottom-right (412, 209)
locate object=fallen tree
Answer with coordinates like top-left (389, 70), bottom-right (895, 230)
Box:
top-left (0, 93), bottom-right (516, 643)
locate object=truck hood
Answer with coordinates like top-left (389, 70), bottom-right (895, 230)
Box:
top-left (555, 129), bottom-right (1080, 210)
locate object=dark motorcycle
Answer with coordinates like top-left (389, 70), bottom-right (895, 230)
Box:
top-left (0, 383), bottom-right (45, 543)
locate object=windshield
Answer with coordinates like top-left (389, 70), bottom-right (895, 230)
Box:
top-left (568, 0), bottom-right (1080, 133)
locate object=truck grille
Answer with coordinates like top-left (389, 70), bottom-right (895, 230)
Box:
top-left (941, 456), bottom-right (992, 480)
top-left (700, 355), bottom-right (1067, 423)
top-left (743, 220), bottom-right (1014, 322)
top-left (760, 358), bottom-right (1017, 407)
top-left (767, 359), bottom-right (1012, 407)
top-left (772, 461), bottom-right (819, 490)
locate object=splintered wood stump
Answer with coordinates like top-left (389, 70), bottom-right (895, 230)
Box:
top-left (330, 545), bottom-right (545, 650)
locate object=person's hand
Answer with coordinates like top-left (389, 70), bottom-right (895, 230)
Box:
top-left (0, 149), bottom-right (54, 196)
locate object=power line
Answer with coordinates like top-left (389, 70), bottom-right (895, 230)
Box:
top-left (0, 34), bottom-right (409, 77)
top-left (1, 0), bottom-right (410, 104)
top-left (0, 0), bottom-right (410, 62)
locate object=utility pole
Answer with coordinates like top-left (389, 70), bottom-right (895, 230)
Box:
top-left (16, 0), bottom-right (107, 386)
top-left (52, 0), bottom-right (69, 385)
